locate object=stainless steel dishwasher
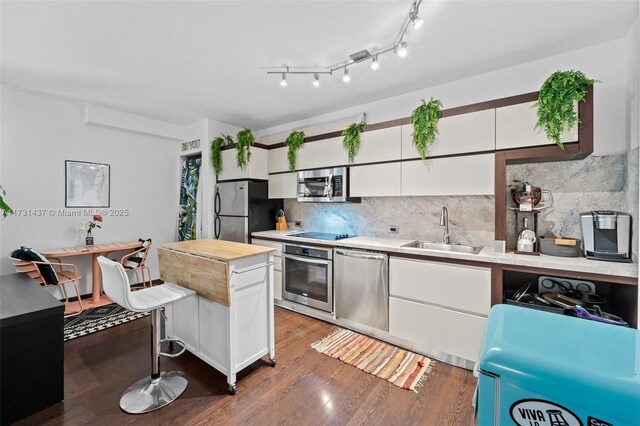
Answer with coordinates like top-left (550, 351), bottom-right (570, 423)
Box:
top-left (334, 248), bottom-right (389, 331)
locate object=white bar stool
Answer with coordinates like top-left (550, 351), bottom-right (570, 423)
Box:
top-left (97, 256), bottom-right (195, 414)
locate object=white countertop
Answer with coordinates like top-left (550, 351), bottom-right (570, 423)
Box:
top-left (251, 230), bottom-right (638, 279)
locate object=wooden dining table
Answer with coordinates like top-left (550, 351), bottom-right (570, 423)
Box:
top-left (42, 241), bottom-right (143, 306)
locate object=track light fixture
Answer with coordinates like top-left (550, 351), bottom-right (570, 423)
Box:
top-left (371, 56), bottom-right (379, 70)
top-left (343, 68), bottom-right (351, 83)
top-left (397, 41), bottom-right (408, 58)
top-left (268, 0), bottom-right (423, 87)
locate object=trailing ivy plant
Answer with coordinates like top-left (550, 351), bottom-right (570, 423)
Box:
top-left (0, 186), bottom-right (12, 219)
top-left (535, 70), bottom-right (597, 149)
top-left (411, 98), bottom-right (443, 160)
top-left (235, 128), bottom-right (255, 169)
top-left (210, 134), bottom-right (234, 176)
top-left (342, 121), bottom-right (366, 164)
top-left (284, 130), bottom-right (306, 172)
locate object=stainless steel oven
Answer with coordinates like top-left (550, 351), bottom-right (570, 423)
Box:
top-left (282, 243), bottom-right (333, 313)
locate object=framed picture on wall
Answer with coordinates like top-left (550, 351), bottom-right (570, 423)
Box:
top-left (65, 160), bottom-right (110, 207)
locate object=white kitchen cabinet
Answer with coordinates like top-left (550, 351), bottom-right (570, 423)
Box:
top-left (495, 101), bottom-right (578, 150)
top-left (160, 243), bottom-right (275, 393)
top-left (218, 147), bottom-right (268, 181)
top-left (252, 238), bottom-right (283, 300)
top-left (268, 146), bottom-right (289, 173)
top-left (401, 153), bottom-right (494, 196)
top-left (389, 258), bottom-right (491, 315)
top-left (350, 163), bottom-right (401, 197)
top-left (388, 256), bottom-right (491, 363)
top-left (401, 109), bottom-right (496, 159)
top-left (389, 297), bottom-right (486, 363)
top-left (268, 172), bottom-right (297, 199)
top-left (296, 136), bottom-right (348, 170)
top-left (354, 127), bottom-right (402, 164)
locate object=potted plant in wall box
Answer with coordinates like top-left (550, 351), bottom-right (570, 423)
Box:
top-left (411, 97), bottom-right (443, 159)
top-left (284, 130), bottom-right (305, 172)
top-left (535, 69), bottom-right (597, 149)
top-left (342, 121), bottom-right (366, 164)
top-left (235, 128), bottom-right (255, 169)
top-left (210, 134), bottom-right (234, 176)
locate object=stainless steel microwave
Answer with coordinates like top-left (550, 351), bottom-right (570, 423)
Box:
top-left (297, 167), bottom-right (358, 203)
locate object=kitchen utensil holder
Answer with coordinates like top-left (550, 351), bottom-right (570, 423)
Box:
top-left (514, 210), bottom-right (540, 255)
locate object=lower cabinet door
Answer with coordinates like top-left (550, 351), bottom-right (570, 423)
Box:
top-left (389, 297), bottom-right (486, 363)
top-left (170, 295), bottom-right (199, 353)
top-left (198, 297), bottom-right (229, 370)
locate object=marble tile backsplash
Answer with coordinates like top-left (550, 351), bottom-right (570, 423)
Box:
top-left (284, 195), bottom-right (495, 248)
top-left (506, 151), bottom-right (634, 257)
top-left (284, 149), bottom-right (637, 260)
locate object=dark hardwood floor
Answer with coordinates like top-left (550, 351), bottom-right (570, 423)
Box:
top-left (20, 307), bottom-right (476, 425)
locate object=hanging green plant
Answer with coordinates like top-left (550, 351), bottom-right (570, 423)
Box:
top-left (342, 121), bottom-right (366, 164)
top-left (210, 134), bottom-right (234, 176)
top-left (284, 130), bottom-right (306, 172)
top-left (235, 128), bottom-right (255, 169)
top-left (535, 70), bottom-right (597, 149)
top-left (411, 98), bottom-right (443, 160)
top-left (0, 186), bottom-right (13, 218)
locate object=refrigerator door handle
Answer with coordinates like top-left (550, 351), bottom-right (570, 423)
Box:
top-left (214, 187), bottom-right (221, 215)
top-left (214, 215), bottom-right (221, 239)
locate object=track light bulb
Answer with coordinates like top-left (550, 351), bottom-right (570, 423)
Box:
top-left (280, 73), bottom-right (287, 87)
top-left (343, 69), bottom-right (351, 83)
top-left (313, 74), bottom-right (320, 87)
top-left (397, 41), bottom-right (408, 58)
top-left (411, 12), bottom-right (423, 29)
top-left (371, 56), bottom-right (379, 70)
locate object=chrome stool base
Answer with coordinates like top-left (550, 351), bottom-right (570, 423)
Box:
top-left (119, 371), bottom-right (188, 414)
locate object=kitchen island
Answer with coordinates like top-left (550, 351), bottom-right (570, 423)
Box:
top-left (158, 239), bottom-right (276, 394)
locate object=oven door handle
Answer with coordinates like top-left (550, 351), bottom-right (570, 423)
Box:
top-left (283, 253), bottom-right (331, 265)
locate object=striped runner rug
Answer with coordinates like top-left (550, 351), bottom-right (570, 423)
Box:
top-left (311, 328), bottom-right (435, 392)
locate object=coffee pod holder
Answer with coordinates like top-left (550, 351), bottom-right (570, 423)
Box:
top-left (514, 210), bottom-right (540, 255)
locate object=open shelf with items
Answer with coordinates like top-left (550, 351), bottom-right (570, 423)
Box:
top-left (498, 267), bottom-right (637, 328)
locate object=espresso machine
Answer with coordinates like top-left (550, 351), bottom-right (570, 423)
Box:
top-left (580, 211), bottom-right (632, 262)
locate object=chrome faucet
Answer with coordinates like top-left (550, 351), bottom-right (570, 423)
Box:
top-left (439, 207), bottom-right (450, 244)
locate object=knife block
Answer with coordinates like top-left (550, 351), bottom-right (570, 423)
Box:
top-left (276, 216), bottom-right (288, 231)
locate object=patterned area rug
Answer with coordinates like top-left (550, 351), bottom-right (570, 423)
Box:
top-left (64, 304), bottom-right (149, 342)
top-left (311, 328), bottom-right (435, 392)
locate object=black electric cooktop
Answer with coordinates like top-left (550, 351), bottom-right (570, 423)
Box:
top-left (290, 232), bottom-right (353, 241)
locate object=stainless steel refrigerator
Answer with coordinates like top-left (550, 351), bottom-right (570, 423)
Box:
top-left (213, 181), bottom-right (283, 243)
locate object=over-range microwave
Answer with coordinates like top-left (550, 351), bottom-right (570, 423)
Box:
top-left (297, 167), bottom-right (360, 203)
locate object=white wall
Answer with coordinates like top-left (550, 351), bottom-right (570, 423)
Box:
top-left (258, 39), bottom-right (630, 156)
top-left (0, 86), bottom-right (180, 296)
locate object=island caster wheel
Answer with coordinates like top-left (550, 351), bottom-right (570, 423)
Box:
top-left (269, 357), bottom-right (276, 367)
top-left (228, 384), bottom-right (236, 395)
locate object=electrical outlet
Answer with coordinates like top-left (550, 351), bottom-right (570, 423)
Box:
top-left (294, 220), bottom-right (302, 228)
top-left (387, 225), bottom-right (399, 234)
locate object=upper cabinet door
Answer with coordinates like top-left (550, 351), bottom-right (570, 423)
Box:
top-left (495, 101), bottom-right (578, 150)
top-left (354, 127), bottom-right (402, 164)
top-left (296, 136), bottom-right (348, 170)
top-left (268, 146), bottom-right (289, 173)
top-left (401, 153), bottom-right (495, 196)
top-left (401, 109), bottom-right (495, 159)
top-left (218, 147), bottom-right (268, 181)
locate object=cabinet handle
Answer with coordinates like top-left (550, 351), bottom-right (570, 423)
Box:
top-left (230, 262), bottom-right (274, 276)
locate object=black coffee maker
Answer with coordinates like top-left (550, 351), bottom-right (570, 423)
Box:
top-left (580, 211), bottom-right (632, 262)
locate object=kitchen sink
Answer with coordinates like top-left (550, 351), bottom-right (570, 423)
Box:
top-left (402, 241), bottom-right (483, 255)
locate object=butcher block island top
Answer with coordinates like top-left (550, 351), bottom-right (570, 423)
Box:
top-left (158, 239), bottom-right (275, 307)
top-left (159, 239), bottom-right (275, 261)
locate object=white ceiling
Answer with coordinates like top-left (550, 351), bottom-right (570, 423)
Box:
top-left (1, 1), bottom-right (638, 130)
